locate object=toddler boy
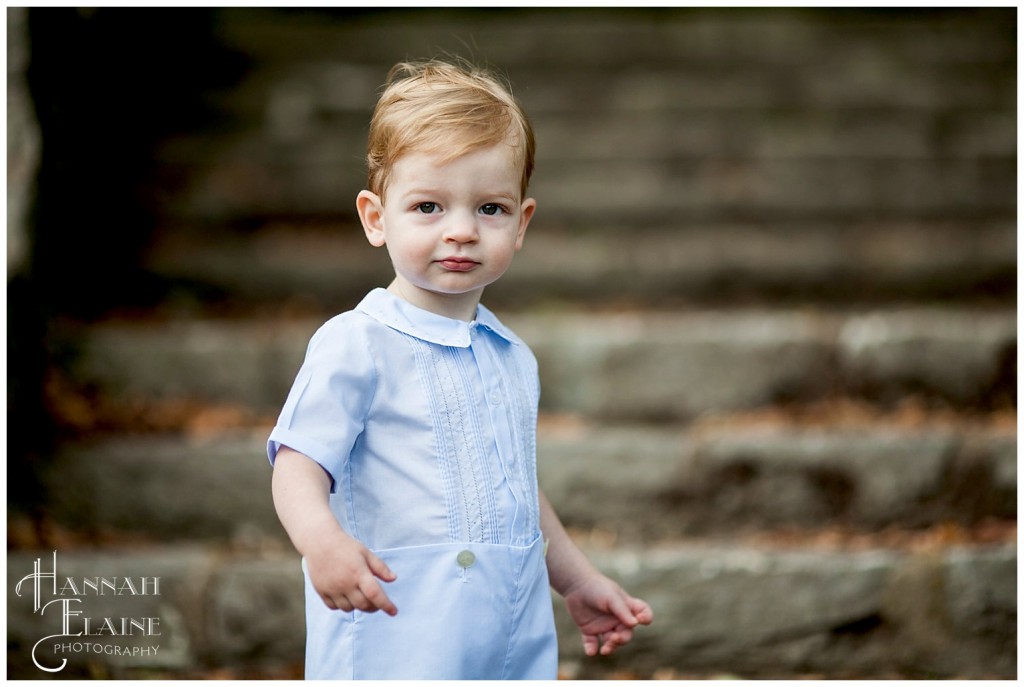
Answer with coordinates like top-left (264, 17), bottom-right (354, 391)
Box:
top-left (268, 59), bottom-right (652, 679)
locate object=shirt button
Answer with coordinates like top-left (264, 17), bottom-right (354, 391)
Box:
top-left (456, 550), bottom-right (476, 568)
top-left (488, 391), bottom-right (502, 405)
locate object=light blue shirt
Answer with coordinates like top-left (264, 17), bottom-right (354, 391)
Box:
top-left (268, 288), bottom-right (557, 679)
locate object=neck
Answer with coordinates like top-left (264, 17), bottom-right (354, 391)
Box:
top-left (387, 280), bottom-right (481, 321)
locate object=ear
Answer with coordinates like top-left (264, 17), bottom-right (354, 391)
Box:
top-left (356, 190), bottom-right (386, 247)
top-left (515, 197), bottom-right (536, 251)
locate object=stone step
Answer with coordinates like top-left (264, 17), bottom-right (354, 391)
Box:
top-left (7, 540), bottom-right (1015, 678)
top-left (161, 106), bottom-right (1014, 171)
top-left (37, 421), bottom-right (1014, 545)
top-left (537, 416), bottom-right (1015, 537)
top-left (67, 308), bottom-right (1016, 419)
top-left (160, 137), bottom-right (1015, 226)
top-left (218, 8), bottom-right (1014, 73)
top-left (146, 220), bottom-right (1016, 308)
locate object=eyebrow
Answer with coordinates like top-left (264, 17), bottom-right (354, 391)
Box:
top-left (403, 188), bottom-right (520, 202)
top-left (489, 191), bottom-right (520, 203)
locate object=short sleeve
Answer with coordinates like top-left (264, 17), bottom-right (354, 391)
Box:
top-left (267, 315), bottom-right (377, 492)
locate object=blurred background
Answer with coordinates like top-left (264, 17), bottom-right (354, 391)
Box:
top-left (6, 6), bottom-right (1016, 679)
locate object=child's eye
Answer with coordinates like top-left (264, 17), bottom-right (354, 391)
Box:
top-left (479, 204), bottom-right (505, 216)
top-left (416, 202), bottom-right (439, 214)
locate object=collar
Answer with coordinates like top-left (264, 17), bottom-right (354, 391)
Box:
top-left (356, 288), bottom-right (520, 348)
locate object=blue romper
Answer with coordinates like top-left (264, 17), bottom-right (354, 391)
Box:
top-left (267, 288), bottom-right (558, 679)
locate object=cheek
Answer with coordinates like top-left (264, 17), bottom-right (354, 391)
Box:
top-left (411, 232), bottom-right (439, 255)
top-left (388, 232), bottom-right (434, 264)
top-left (492, 239), bottom-right (521, 268)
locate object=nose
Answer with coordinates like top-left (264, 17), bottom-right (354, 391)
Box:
top-left (442, 211), bottom-right (479, 244)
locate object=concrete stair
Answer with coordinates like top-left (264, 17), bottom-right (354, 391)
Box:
top-left (8, 538), bottom-right (1015, 679)
top-left (9, 6), bottom-right (1014, 681)
top-left (29, 420), bottom-right (1016, 546)
top-left (67, 308), bottom-right (1014, 417)
top-left (147, 220), bottom-right (1015, 310)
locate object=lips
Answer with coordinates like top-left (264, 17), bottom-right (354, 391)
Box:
top-left (437, 258), bottom-right (480, 272)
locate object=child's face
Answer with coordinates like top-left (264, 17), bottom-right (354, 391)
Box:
top-left (357, 144), bottom-right (536, 318)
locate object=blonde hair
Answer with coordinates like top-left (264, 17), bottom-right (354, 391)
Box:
top-left (366, 59), bottom-right (535, 201)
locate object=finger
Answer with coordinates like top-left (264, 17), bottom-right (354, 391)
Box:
top-left (606, 593), bottom-right (639, 628)
top-left (361, 577), bottom-right (398, 617)
top-left (582, 633), bottom-right (600, 657)
top-left (344, 589), bottom-right (377, 613)
top-left (366, 551), bottom-right (397, 583)
top-left (600, 627), bottom-right (634, 655)
top-left (324, 594), bottom-right (353, 613)
top-left (628, 596), bottom-right (654, 625)
top-left (615, 625), bottom-right (635, 644)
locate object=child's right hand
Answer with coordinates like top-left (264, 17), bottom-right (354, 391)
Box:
top-left (306, 533), bottom-right (398, 616)
top-left (271, 446), bottom-right (398, 616)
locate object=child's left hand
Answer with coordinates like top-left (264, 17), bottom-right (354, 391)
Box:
top-left (563, 573), bottom-right (654, 657)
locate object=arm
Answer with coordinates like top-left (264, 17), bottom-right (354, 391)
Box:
top-left (272, 446), bottom-right (398, 615)
top-left (540, 489), bottom-right (653, 656)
